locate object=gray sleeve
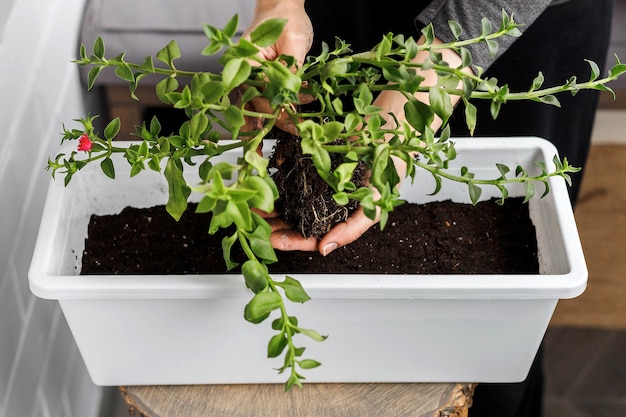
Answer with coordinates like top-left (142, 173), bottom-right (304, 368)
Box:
top-left (415, 1), bottom-right (554, 70)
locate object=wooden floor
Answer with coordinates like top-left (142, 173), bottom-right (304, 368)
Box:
top-left (544, 327), bottom-right (626, 417)
top-left (543, 122), bottom-right (626, 416)
top-left (549, 144), bottom-right (626, 329)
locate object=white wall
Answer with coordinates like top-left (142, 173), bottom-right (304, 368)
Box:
top-left (0, 1), bottom-right (103, 417)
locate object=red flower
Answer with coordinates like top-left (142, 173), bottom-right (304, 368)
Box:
top-left (77, 134), bottom-right (93, 152)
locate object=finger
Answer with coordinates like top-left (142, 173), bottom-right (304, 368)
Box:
top-left (251, 208), bottom-right (279, 219)
top-left (270, 229), bottom-right (319, 252)
top-left (264, 217), bottom-right (290, 233)
top-left (248, 96), bottom-right (301, 136)
top-left (317, 208), bottom-right (379, 256)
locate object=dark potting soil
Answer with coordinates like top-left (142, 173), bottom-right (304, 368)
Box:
top-left (80, 198), bottom-right (539, 275)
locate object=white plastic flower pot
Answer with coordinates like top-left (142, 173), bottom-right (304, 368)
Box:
top-left (29, 137), bottom-right (587, 386)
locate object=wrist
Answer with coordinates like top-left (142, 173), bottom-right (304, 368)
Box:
top-left (256, 0), bottom-right (305, 8)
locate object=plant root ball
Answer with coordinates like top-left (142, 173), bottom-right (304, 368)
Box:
top-left (268, 128), bottom-right (367, 238)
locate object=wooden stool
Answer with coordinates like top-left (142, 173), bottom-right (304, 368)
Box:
top-left (120, 383), bottom-right (475, 417)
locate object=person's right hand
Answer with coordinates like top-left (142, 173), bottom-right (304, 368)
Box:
top-left (243, 0), bottom-right (313, 67)
top-left (238, 0), bottom-right (314, 135)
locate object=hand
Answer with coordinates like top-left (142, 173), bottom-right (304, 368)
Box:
top-left (243, 0), bottom-right (313, 67)
top-left (267, 36), bottom-right (471, 256)
top-left (265, 205), bottom-right (382, 256)
top-left (238, 0), bottom-right (315, 136)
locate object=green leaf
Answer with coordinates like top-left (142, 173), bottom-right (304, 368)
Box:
top-left (244, 150), bottom-right (270, 176)
top-left (87, 67), bottom-right (103, 90)
top-left (459, 47), bottom-right (473, 68)
top-left (198, 158), bottom-right (212, 182)
top-left (481, 17), bottom-right (493, 37)
top-left (231, 39), bottom-right (261, 58)
top-left (537, 95), bottom-right (561, 107)
top-left (300, 138), bottom-right (332, 182)
top-left (285, 373), bottom-right (303, 391)
top-left (247, 217), bottom-right (278, 262)
top-left (93, 36), bottom-right (105, 59)
top-left (429, 87), bottom-right (454, 126)
top-left (344, 113), bottom-right (361, 132)
top-left (172, 85), bottom-right (192, 108)
top-left (333, 192), bottom-right (349, 205)
top-left (202, 41), bottom-right (223, 57)
top-left (486, 39), bottom-right (499, 57)
top-left (100, 157), bottom-right (115, 179)
top-left (222, 58), bottom-right (251, 92)
top-left (150, 116), bottom-right (161, 137)
top-left (298, 327), bottom-right (327, 342)
top-left (428, 173), bottom-right (443, 196)
top-left (448, 20), bottom-right (462, 40)
top-left (403, 36), bottom-right (419, 60)
top-left (496, 163), bottom-right (510, 178)
top-left (405, 98), bottom-right (434, 132)
top-left (201, 81), bottom-right (226, 104)
top-left (468, 182), bottom-right (482, 205)
top-left (224, 105), bottom-right (245, 130)
top-left (271, 317), bottom-right (285, 331)
top-left (278, 276), bottom-right (311, 303)
top-left (196, 194), bottom-right (217, 214)
top-left (130, 161), bottom-right (144, 177)
top-left (78, 43), bottom-right (87, 61)
top-left (189, 112), bottom-right (209, 141)
top-left (264, 60), bottom-right (302, 95)
top-left (250, 18), bottom-right (287, 47)
top-left (156, 77), bottom-right (179, 103)
top-left (463, 99), bottom-right (477, 136)
top-left (586, 59), bottom-right (600, 81)
top-left (421, 23), bottom-right (435, 45)
top-left (322, 121), bottom-right (344, 142)
top-left (164, 158), bottom-right (191, 221)
top-left (221, 233), bottom-right (240, 270)
top-left (375, 35), bottom-right (392, 61)
top-left (490, 100), bottom-right (502, 119)
top-left (609, 59), bottom-right (626, 79)
top-left (222, 13), bottom-right (239, 38)
top-left (139, 55), bottom-right (155, 73)
top-left (242, 259), bottom-right (269, 293)
top-left (244, 176), bottom-right (277, 213)
top-left (240, 85), bottom-right (262, 104)
top-left (156, 40), bottom-right (181, 69)
top-left (244, 291), bottom-right (282, 324)
top-left (298, 359), bottom-right (322, 370)
top-left (382, 66), bottom-right (402, 84)
top-left (333, 162), bottom-right (358, 192)
top-left (267, 333), bottom-right (288, 358)
top-left (226, 200), bottom-right (253, 230)
top-left (138, 141), bottom-right (149, 158)
top-left (523, 181), bottom-right (536, 203)
top-left (147, 155), bottom-right (161, 172)
top-left (104, 118), bottom-right (121, 140)
top-left (530, 72), bottom-right (544, 92)
top-left (114, 62), bottom-right (134, 82)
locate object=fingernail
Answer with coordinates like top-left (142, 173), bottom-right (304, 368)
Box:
top-left (322, 242), bottom-right (338, 256)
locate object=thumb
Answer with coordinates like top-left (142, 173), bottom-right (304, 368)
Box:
top-left (317, 208), bottom-right (379, 256)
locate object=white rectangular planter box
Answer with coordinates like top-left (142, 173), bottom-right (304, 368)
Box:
top-left (29, 137), bottom-right (587, 386)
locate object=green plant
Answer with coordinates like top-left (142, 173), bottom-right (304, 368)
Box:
top-left (48, 11), bottom-right (625, 390)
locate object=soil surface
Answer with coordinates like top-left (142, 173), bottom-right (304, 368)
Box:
top-left (81, 198), bottom-right (539, 275)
